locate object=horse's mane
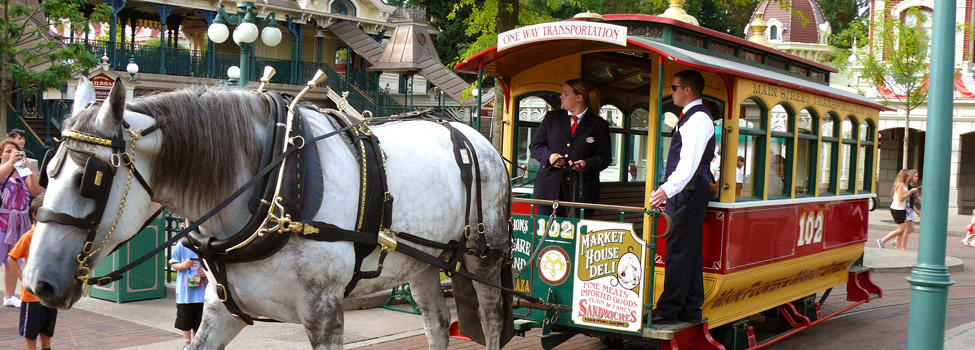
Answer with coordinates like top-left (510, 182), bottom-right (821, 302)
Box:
top-left (97, 86), bottom-right (268, 208)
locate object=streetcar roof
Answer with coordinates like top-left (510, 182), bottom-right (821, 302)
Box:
top-left (455, 16), bottom-right (892, 112)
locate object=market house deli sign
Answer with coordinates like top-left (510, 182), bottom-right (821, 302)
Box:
top-left (90, 73), bottom-right (116, 101)
top-left (497, 22), bottom-right (628, 52)
top-left (572, 221), bottom-right (646, 333)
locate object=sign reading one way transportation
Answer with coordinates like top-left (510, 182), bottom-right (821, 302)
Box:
top-left (497, 22), bottom-right (628, 52)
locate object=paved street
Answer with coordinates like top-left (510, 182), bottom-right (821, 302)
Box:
top-left (0, 216), bottom-right (972, 349)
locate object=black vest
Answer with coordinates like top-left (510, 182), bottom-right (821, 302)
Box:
top-left (664, 103), bottom-right (716, 192)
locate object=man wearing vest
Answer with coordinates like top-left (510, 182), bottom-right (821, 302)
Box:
top-left (649, 70), bottom-right (716, 324)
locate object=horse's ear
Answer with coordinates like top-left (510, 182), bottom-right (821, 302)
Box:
top-left (72, 77), bottom-right (96, 116)
top-left (94, 78), bottom-right (126, 132)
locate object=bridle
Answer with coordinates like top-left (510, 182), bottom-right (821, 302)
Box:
top-left (36, 120), bottom-right (161, 286)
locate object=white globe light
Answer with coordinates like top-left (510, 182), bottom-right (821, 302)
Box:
top-left (233, 22), bottom-right (259, 44)
top-left (208, 22), bottom-right (229, 44)
top-left (471, 88), bottom-right (480, 97)
top-left (262, 26), bottom-right (282, 47)
top-left (126, 61), bottom-right (139, 75)
top-left (227, 66), bottom-right (241, 79)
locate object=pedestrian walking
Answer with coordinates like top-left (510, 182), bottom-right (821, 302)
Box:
top-left (170, 241), bottom-right (207, 349)
top-left (878, 169), bottom-right (920, 250)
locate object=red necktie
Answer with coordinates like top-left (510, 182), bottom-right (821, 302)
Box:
top-left (679, 111), bottom-right (684, 120)
top-left (571, 115), bottom-right (579, 135)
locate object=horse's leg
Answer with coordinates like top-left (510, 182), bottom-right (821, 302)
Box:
top-left (190, 293), bottom-right (246, 350)
top-left (464, 252), bottom-right (508, 350)
top-left (301, 291), bottom-right (345, 350)
top-left (409, 266), bottom-right (451, 350)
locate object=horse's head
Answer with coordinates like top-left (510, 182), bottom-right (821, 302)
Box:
top-left (24, 78), bottom-right (159, 308)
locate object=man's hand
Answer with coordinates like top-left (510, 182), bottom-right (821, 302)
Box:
top-left (569, 159), bottom-right (587, 171)
top-left (650, 187), bottom-right (668, 209)
top-left (549, 153), bottom-right (566, 168)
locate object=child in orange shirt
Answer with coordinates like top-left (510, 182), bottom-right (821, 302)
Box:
top-left (8, 196), bottom-right (56, 350)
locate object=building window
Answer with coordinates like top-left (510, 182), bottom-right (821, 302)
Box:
top-left (769, 25), bottom-right (778, 41)
top-left (331, 0), bottom-right (357, 16)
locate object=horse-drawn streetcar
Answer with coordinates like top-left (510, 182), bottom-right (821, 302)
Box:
top-left (455, 12), bottom-right (888, 350)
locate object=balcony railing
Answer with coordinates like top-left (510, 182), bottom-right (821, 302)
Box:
top-left (78, 39), bottom-right (412, 117)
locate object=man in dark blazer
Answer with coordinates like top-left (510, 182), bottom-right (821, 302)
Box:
top-left (530, 79), bottom-right (612, 219)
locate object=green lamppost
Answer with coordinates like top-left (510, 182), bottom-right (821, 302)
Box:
top-left (905, 1), bottom-right (955, 349)
top-left (207, 2), bottom-right (282, 87)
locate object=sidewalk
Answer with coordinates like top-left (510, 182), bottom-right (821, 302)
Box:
top-left (868, 207), bottom-right (972, 237)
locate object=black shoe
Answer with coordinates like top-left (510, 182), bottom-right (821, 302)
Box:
top-left (650, 314), bottom-right (679, 325)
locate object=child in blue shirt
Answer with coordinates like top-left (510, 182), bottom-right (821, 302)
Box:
top-left (170, 241), bottom-right (206, 349)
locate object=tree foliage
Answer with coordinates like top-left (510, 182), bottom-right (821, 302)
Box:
top-left (818, 0), bottom-right (869, 48)
top-left (831, 3), bottom-right (932, 168)
top-left (1, 0), bottom-right (111, 131)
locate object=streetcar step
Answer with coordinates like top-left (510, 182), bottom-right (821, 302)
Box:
top-left (641, 318), bottom-right (706, 340)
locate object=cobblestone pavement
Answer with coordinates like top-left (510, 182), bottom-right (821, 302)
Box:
top-left (0, 303), bottom-right (178, 349)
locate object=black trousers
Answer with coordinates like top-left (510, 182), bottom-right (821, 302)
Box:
top-left (654, 183), bottom-right (707, 320)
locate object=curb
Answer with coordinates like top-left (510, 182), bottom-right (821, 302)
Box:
top-left (868, 223), bottom-right (967, 237)
top-left (863, 247), bottom-right (965, 273)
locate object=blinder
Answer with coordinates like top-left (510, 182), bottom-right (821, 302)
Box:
top-left (80, 156), bottom-right (116, 201)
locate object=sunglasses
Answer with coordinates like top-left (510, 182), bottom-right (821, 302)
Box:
top-left (671, 85), bottom-right (688, 91)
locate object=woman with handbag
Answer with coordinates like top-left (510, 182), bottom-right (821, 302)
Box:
top-left (0, 139), bottom-right (42, 307)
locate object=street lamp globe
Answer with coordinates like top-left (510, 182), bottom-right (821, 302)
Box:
top-left (233, 22), bottom-right (259, 44)
top-left (262, 26), bottom-right (282, 46)
top-left (227, 66), bottom-right (241, 79)
top-left (126, 58), bottom-right (139, 80)
top-left (208, 22), bottom-right (230, 43)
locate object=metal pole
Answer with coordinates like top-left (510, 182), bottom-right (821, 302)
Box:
top-left (475, 65), bottom-right (483, 130)
top-left (239, 42), bottom-right (251, 87)
top-left (905, 2), bottom-right (956, 349)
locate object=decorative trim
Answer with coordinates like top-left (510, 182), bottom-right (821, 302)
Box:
top-left (708, 193), bottom-right (876, 209)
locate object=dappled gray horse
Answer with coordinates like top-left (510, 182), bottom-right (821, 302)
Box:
top-left (23, 80), bottom-right (512, 349)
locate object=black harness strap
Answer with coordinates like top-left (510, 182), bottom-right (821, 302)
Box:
top-left (343, 126), bottom-right (394, 297)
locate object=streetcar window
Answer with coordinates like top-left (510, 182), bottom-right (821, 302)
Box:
top-left (599, 103), bottom-right (626, 182)
top-left (627, 105), bottom-right (650, 183)
top-left (768, 104), bottom-right (793, 198)
top-left (839, 117), bottom-right (857, 193)
top-left (795, 109), bottom-right (818, 196)
top-left (513, 93), bottom-right (559, 187)
top-left (858, 119), bottom-right (876, 192)
top-left (819, 113), bottom-right (839, 195)
top-left (737, 98), bottom-right (767, 200)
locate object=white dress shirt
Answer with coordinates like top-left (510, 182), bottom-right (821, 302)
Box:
top-left (570, 108), bottom-right (588, 128)
top-left (661, 99), bottom-right (716, 198)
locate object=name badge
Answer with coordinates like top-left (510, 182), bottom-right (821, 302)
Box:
top-left (586, 137), bottom-right (595, 144)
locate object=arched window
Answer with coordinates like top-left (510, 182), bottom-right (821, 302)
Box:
top-left (858, 119), bottom-right (876, 192)
top-left (819, 113), bottom-right (839, 195)
top-left (512, 92), bottom-right (559, 186)
top-left (769, 25), bottom-right (779, 40)
top-left (795, 108), bottom-right (818, 195)
top-left (331, 0), bottom-right (357, 16)
top-left (599, 102), bottom-right (627, 182)
top-left (839, 116), bottom-right (858, 193)
top-left (736, 98), bottom-right (767, 200)
top-left (768, 104), bottom-right (794, 198)
top-left (627, 104), bottom-right (651, 183)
